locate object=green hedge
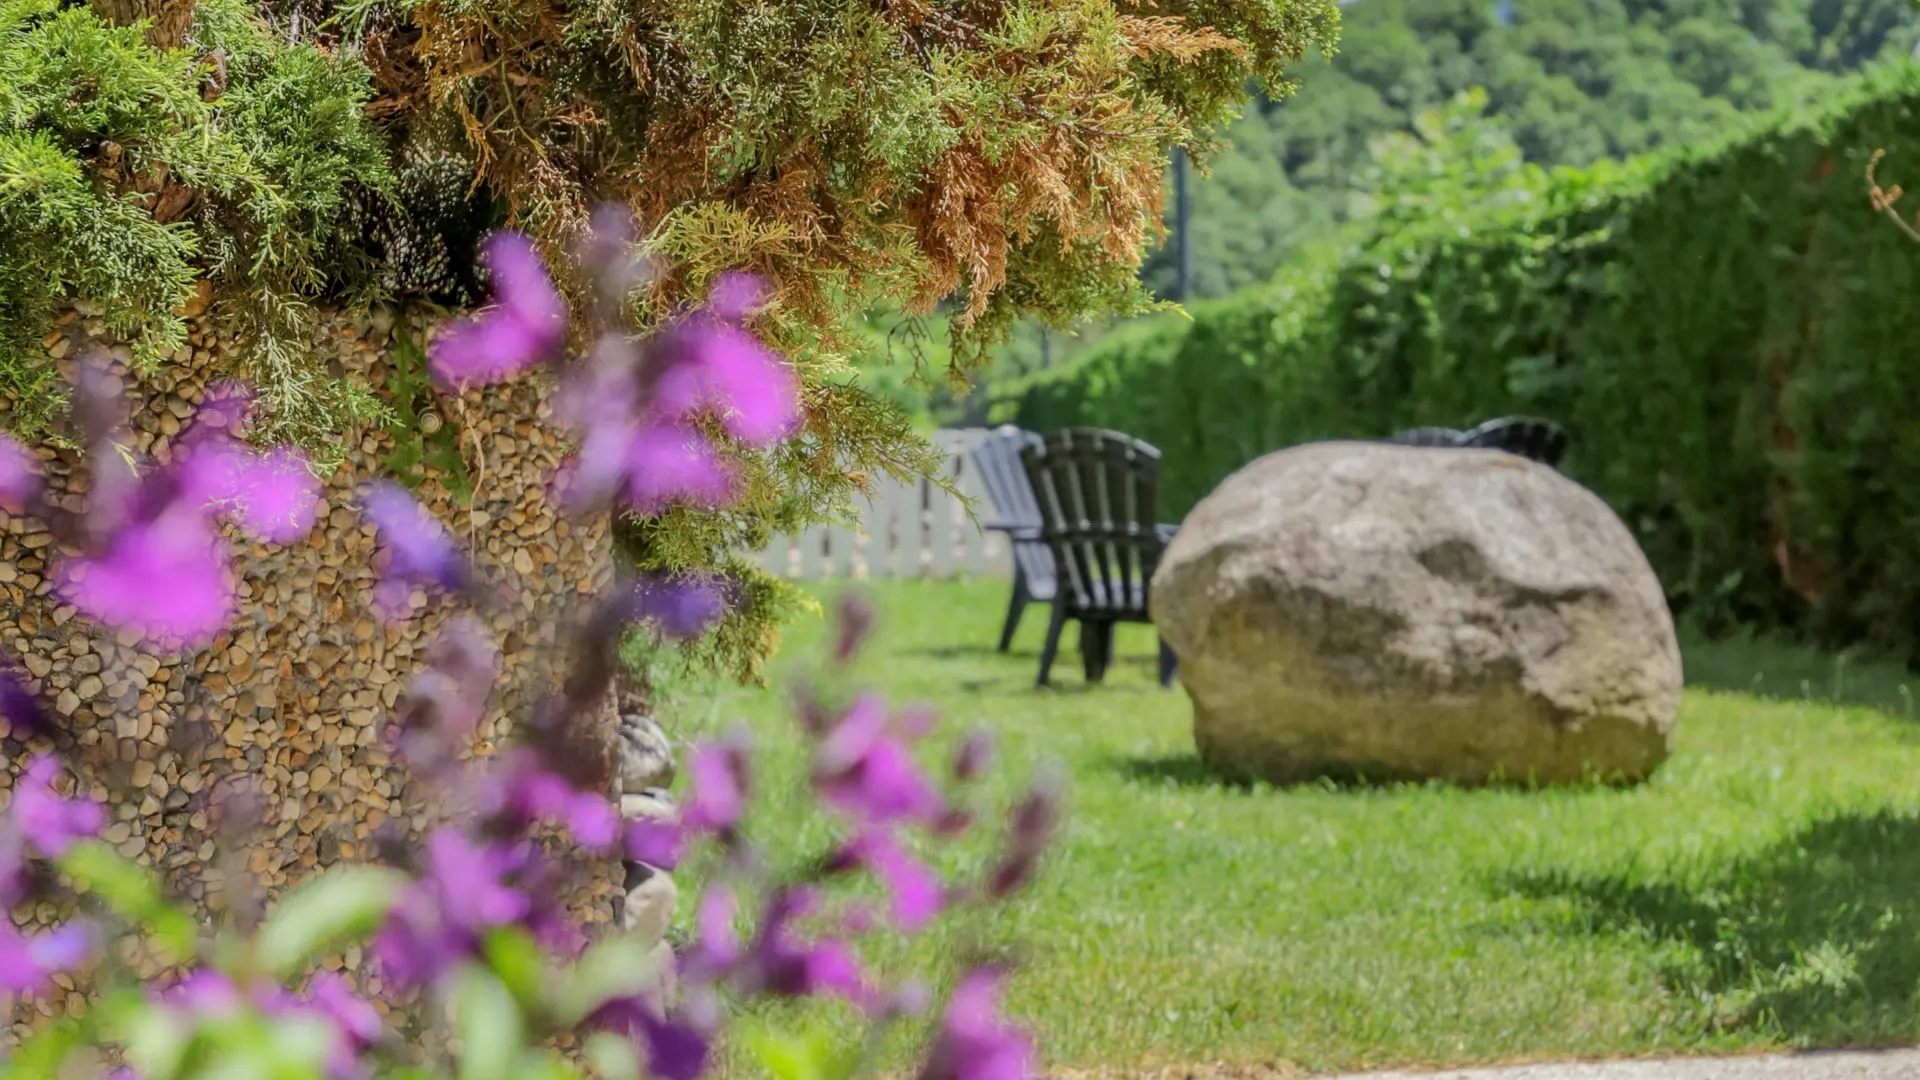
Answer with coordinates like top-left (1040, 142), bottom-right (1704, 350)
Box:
top-left (1015, 64), bottom-right (1920, 650)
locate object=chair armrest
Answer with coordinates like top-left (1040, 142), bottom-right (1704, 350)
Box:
top-left (1155, 522), bottom-right (1179, 545)
top-left (982, 520), bottom-right (1043, 539)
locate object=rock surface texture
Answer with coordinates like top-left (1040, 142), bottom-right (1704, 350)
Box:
top-left (1151, 441), bottom-right (1682, 787)
top-left (0, 302), bottom-right (626, 1041)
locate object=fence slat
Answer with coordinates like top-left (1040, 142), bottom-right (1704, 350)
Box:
top-left (958, 460), bottom-right (987, 577)
top-left (928, 475), bottom-right (957, 579)
top-left (862, 481), bottom-right (893, 580)
top-left (827, 522), bottom-right (855, 578)
top-left (760, 532), bottom-right (792, 578)
top-left (797, 524), bottom-right (826, 578)
top-left (758, 428), bottom-right (1018, 581)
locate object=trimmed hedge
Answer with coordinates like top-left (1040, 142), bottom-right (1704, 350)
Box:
top-left (1015, 64), bottom-right (1920, 650)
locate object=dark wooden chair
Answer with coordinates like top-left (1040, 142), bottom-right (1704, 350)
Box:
top-left (966, 426), bottom-right (1057, 653)
top-left (1019, 428), bottom-right (1179, 689)
top-left (1461, 415), bottom-right (1569, 469)
top-left (1384, 415), bottom-right (1569, 470)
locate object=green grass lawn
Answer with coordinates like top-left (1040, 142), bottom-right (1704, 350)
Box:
top-left (658, 580), bottom-right (1920, 1076)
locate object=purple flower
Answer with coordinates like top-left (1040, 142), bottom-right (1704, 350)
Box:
top-left (590, 995), bottom-right (712, 1080)
top-left (918, 967), bottom-right (1036, 1080)
top-left (988, 771), bottom-right (1062, 899)
top-left (184, 443), bottom-right (321, 544)
top-left (372, 829), bottom-right (533, 990)
top-left (811, 695), bottom-right (946, 829)
top-left (680, 741), bottom-right (747, 835)
top-left (55, 508), bottom-right (235, 647)
top-left (688, 882), bottom-right (739, 973)
top-left (738, 887), bottom-right (870, 1005)
top-left (0, 922), bottom-right (94, 996)
top-left (0, 668), bottom-right (47, 740)
top-left (192, 379), bottom-right (257, 434)
top-left (0, 433), bottom-right (41, 512)
top-left (624, 818), bottom-right (684, 871)
top-left (362, 483), bottom-right (468, 620)
top-left (839, 827), bottom-right (944, 931)
top-left (167, 969), bottom-right (245, 1016)
top-left (497, 760), bottom-right (621, 853)
top-left (13, 755), bottom-right (105, 857)
top-left (654, 320), bottom-right (801, 447)
top-left (954, 730), bottom-right (995, 783)
top-left (430, 232), bottom-right (565, 391)
top-left (307, 971), bottom-right (384, 1075)
top-left (621, 423), bottom-right (736, 513)
top-left (307, 972), bottom-right (382, 1046)
top-left (706, 272), bottom-right (768, 321)
top-left (628, 576), bottom-right (727, 639)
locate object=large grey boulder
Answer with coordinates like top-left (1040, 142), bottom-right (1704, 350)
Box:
top-left (1150, 441), bottom-right (1681, 786)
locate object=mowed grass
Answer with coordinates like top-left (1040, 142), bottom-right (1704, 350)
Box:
top-left (661, 580), bottom-right (1920, 1075)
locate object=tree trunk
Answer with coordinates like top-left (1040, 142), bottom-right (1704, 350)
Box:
top-left (90, 0), bottom-right (196, 49)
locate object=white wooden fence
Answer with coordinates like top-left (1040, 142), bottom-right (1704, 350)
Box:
top-left (757, 428), bottom-right (1015, 581)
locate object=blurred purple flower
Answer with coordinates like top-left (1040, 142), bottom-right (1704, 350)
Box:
top-left (654, 320), bottom-right (801, 447)
top-left (184, 443), bottom-right (321, 544)
top-left (362, 483), bottom-right (468, 620)
top-left (628, 576), bottom-right (727, 639)
top-left (0, 668), bottom-right (47, 740)
top-left (13, 755), bottom-right (104, 857)
top-left (954, 730), bottom-right (995, 783)
top-left (738, 887), bottom-right (870, 1004)
top-left (193, 379), bottom-right (256, 434)
top-left (812, 695), bottom-right (946, 829)
top-left (623, 818), bottom-right (684, 871)
top-left (307, 970), bottom-right (384, 1075)
top-left (621, 423), bottom-right (735, 513)
top-left (373, 829), bottom-right (532, 989)
top-left (680, 741), bottom-right (747, 835)
top-left (167, 969), bottom-right (245, 1016)
top-left (706, 273), bottom-right (768, 321)
top-left (988, 771), bottom-right (1062, 899)
top-left (686, 881), bottom-right (739, 974)
top-left (499, 761), bottom-right (621, 853)
top-left (0, 922), bottom-right (93, 996)
top-left (839, 827), bottom-right (944, 931)
top-left (590, 995), bottom-right (712, 1080)
top-left (918, 967), bottom-right (1036, 1080)
top-left (430, 232), bottom-right (566, 391)
top-left (56, 509), bottom-right (234, 647)
top-left (0, 433), bottom-right (41, 512)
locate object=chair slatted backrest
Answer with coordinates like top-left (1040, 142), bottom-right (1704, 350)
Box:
top-left (1021, 428), bottom-right (1163, 619)
top-left (1461, 415), bottom-right (1569, 470)
top-left (1385, 426), bottom-right (1467, 448)
top-left (967, 426), bottom-right (1055, 590)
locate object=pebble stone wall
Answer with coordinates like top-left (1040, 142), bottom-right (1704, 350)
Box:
top-left (0, 295), bottom-right (674, 1047)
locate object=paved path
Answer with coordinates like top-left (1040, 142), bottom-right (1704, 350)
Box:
top-left (1338, 1050), bottom-right (1920, 1080)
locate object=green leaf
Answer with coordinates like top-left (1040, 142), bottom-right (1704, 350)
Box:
top-left (121, 999), bottom-right (195, 1080)
top-left (583, 1031), bottom-right (643, 1080)
top-left (550, 935), bottom-right (658, 1028)
top-left (453, 963), bottom-right (526, 1080)
top-left (60, 841), bottom-right (197, 963)
top-left (480, 924), bottom-right (550, 1014)
top-left (254, 865), bottom-right (405, 978)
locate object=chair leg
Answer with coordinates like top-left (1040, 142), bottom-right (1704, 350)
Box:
top-left (1079, 621), bottom-right (1102, 683)
top-left (1157, 636), bottom-right (1178, 689)
top-left (997, 567), bottom-right (1030, 653)
top-left (1037, 601), bottom-right (1068, 688)
top-left (1088, 622), bottom-right (1117, 684)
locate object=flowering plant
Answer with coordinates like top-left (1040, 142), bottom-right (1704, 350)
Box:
top-left (0, 211), bottom-right (1059, 1080)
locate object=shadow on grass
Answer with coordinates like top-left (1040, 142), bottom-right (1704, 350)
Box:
top-left (1498, 809), bottom-right (1920, 1045)
top-left (1112, 753), bottom-right (1255, 789)
top-left (1682, 633), bottom-right (1919, 720)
